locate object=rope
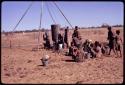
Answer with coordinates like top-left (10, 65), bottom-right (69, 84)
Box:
top-left (50, 2), bottom-right (59, 23)
top-left (45, 2), bottom-right (56, 24)
top-left (39, 2), bottom-right (43, 29)
top-left (53, 2), bottom-right (73, 29)
top-left (12, 2), bottom-right (33, 32)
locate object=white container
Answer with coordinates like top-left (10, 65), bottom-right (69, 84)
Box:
top-left (41, 55), bottom-right (50, 66)
top-left (59, 44), bottom-right (63, 50)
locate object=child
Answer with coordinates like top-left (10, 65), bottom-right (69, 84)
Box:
top-left (94, 41), bottom-right (102, 58)
top-left (115, 30), bottom-right (123, 57)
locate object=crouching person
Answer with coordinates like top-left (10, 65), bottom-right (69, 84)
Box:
top-left (41, 55), bottom-right (51, 66)
top-left (94, 41), bottom-right (102, 57)
top-left (68, 42), bottom-right (75, 56)
top-left (83, 39), bottom-right (96, 59)
top-left (72, 47), bottom-right (79, 62)
top-left (72, 47), bottom-right (84, 62)
top-left (89, 43), bottom-right (96, 58)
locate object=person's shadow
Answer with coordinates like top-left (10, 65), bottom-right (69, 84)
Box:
top-left (37, 65), bottom-right (44, 66)
top-left (65, 60), bottom-right (75, 62)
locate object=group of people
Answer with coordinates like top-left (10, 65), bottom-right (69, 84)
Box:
top-left (42, 26), bottom-right (123, 64)
top-left (68, 26), bottom-right (103, 62)
top-left (72, 26), bottom-right (122, 62)
top-left (107, 26), bottom-right (123, 57)
top-left (43, 26), bottom-right (70, 51)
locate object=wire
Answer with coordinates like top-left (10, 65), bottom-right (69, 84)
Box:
top-left (12, 2), bottom-right (33, 32)
top-left (45, 2), bottom-right (56, 24)
top-left (53, 2), bottom-right (73, 29)
top-left (38, 2), bottom-right (43, 46)
top-left (50, 2), bottom-right (59, 23)
top-left (39, 2), bottom-right (43, 29)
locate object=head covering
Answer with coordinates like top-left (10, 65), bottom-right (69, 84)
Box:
top-left (88, 39), bottom-right (92, 43)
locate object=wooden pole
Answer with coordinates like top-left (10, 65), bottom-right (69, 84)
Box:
top-left (38, 2), bottom-right (43, 51)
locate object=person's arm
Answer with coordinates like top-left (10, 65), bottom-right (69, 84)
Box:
top-left (107, 32), bottom-right (109, 40)
top-left (120, 37), bottom-right (123, 45)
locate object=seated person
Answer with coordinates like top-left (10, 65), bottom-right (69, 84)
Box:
top-left (94, 41), bottom-right (102, 57)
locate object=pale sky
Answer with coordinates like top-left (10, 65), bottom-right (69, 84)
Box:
top-left (2, 1), bottom-right (123, 32)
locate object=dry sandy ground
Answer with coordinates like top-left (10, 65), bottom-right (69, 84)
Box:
top-left (1, 27), bottom-right (124, 84)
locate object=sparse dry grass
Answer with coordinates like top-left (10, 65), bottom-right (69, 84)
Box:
top-left (1, 27), bottom-right (123, 84)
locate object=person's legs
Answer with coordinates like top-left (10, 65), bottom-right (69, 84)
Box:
top-left (68, 47), bottom-right (72, 56)
top-left (119, 49), bottom-right (122, 57)
top-left (108, 41), bottom-right (115, 55)
top-left (108, 48), bottom-right (111, 55)
top-left (113, 48), bottom-right (117, 55)
top-left (118, 45), bottom-right (122, 57)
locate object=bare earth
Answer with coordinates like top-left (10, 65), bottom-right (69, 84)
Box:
top-left (1, 27), bottom-right (123, 84)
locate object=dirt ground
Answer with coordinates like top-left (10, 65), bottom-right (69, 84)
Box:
top-left (1, 27), bottom-right (124, 84)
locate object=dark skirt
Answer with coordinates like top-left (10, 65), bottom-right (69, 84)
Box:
top-left (108, 41), bottom-right (115, 49)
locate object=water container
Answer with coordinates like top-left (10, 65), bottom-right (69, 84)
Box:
top-left (59, 44), bottom-right (63, 50)
top-left (51, 24), bottom-right (60, 42)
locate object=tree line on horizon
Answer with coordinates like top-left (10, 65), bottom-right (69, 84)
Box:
top-left (2, 24), bottom-right (123, 34)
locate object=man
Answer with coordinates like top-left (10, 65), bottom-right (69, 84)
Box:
top-left (72, 26), bottom-right (79, 38)
top-left (73, 37), bottom-right (80, 48)
top-left (64, 27), bottom-right (69, 48)
top-left (107, 26), bottom-right (116, 55)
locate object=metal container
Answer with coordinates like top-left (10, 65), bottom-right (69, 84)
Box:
top-left (51, 24), bottom-right (60, 43)
top-left (41, 59), bottom-right (48, 66)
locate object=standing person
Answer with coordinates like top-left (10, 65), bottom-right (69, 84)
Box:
top-left (115, 30), bottom-right (123, 57)
top-left (72, 26), bottom-right (81, 48)
top-left (77, 36), bottom-right (83, 50)
top-left (58, 33), bottom-right (63, 52)
top-left (72, 26), bottom-right (79, 38)
top-left (107, 26), bottom-right (116, 55)
top-left (64, 26), bottom-right (69, 48)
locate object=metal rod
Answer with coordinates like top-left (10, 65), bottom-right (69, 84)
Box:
top-left (53, 2), bottom-right (73, 29)
top-left (45, 2), bottom-right (56, 24)
top-left (12, 2), bottom-right (33, 32)
top-left (38, 1), bottom-right (43, 50)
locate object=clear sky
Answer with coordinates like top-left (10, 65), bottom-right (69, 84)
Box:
top-left (2, 1), bottom-right (123, 32)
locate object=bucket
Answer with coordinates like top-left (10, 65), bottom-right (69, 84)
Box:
top-left (41, 59), bottom-right (48, 66)
top-left (59, 44), bottom-right (63, 50)
top-left (41, 55), bottom-right (49, 66)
